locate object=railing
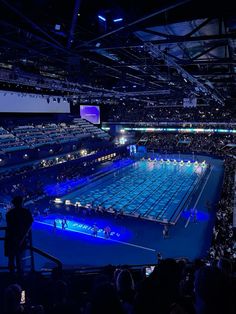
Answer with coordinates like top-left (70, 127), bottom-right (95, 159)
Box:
top-left (0, 226), bottom-right (62, 273)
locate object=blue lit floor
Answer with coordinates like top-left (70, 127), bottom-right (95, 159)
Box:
top-left (0, 155), bottom-right (224, 270)
top-left (34, 214), bottom-right (134, 246)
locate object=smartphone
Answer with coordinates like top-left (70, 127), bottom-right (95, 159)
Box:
top-left (20, 290), bottom-right (26, 304)
top-left (145, 266), bottom-right (155, 277)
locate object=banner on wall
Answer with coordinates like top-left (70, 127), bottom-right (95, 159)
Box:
top-left (0, 91), bottom-right (70, 113)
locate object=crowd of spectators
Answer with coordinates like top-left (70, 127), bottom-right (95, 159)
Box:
top-left (1, 257), bottom-right (235, 314)
top-left (140, 133), bottom-right (235, 156)
top-left (0, 148), bottom-right (124, 209)
top-left (105, 103), bottom-right (235, 123)
top-left (209, 157), bottom-right (236, 261)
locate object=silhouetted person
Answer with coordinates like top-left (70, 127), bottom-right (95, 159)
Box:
top-left (53, 219), bottom-right (57, 232)
top-left (4, 196), bottom-right (33, 275)
top-left (115, 268), bottom-right (135, 313)
top-left (3, 283), bottom-right (25, 314)
top-left (63, 217), bottom-right (68, 229)
top-left (163, 224), bottom-right (169, 239)
top-left (92, 223), bottom-right (98, 237)
top-left (157, 252), bottom-right (163, 264)
top-left (194, 266), bottom-right (233, 314)
top-left (85, 281), bottom-right (125, 314)
top-left (104, 225), bottom-right (111, 239)
top-left (50, 280), bottom-right (76, 314)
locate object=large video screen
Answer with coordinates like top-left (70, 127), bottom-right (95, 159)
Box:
top-left (0, 91), bottom-right (70, 113)
top-left (80, 105), bottom-right (100, 124)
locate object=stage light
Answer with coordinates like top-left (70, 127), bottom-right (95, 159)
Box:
top-left (113, 18), bottom-right (123, 22)
top-left (54, 198), bottom-right (63, 204)
top-left (80, 149), bottom-right (87, 156)
top-left (98, 15), bottom-right (106, 22)
top-left (119, 137), bottom-right (126, 145)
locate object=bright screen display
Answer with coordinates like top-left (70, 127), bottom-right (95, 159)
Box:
top-left (0, 91), bottom-right (70, 113)
top-left (80, 105), bottom-right (100, 124)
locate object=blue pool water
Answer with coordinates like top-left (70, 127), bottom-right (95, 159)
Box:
top-left (61, 159), bottom-right (207, 224)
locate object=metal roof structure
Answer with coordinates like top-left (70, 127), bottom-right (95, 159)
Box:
top-left (0, 0), bottom-right (235, 107)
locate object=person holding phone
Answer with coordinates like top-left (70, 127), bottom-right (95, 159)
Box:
top-left (4, 284), bottom-right (26, 314)
top-left (4, 284), bottom-right (44, 314)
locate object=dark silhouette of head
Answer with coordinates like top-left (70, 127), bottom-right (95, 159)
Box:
top-left (217, 258), bottom-right (233, 276)
top-left (53, 280), bottom-right (68, 304)
top-left (116, 268), bottom-right (135, 294)
top-left (4, 283), bottom-right (22, 313)
top-left (194, 266), bottom-right (232, 314)
top-left (12, 196), bottom-right (23, 208)
top-left (89, 281), bottom-right (124, 314)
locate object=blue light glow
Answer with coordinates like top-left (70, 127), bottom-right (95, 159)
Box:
top-left (34, 213), bottom-right (133, 242)
top-left (181, 210), bottom-right (209, 221)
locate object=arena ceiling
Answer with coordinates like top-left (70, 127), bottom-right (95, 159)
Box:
top-left (0, 0), bottom-right (236, 107)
